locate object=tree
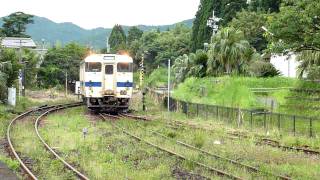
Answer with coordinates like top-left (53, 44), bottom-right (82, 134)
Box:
top-left (221, 0), bottom-right (248, 26)
top-left (296, 50), bottom-right (320, 78)
top-left (248, 60), bottom-right (280, 77)
top-left (228, 10), bottom-right (268, 52)
top-left (22, 49), bottom-right (39, 88)
top-left (191, 0), bottom-right (247, 51)
top-left (191, 0), bottom-right (222, 51)
top-left (173, 50), bottom-right (208, 84)
top-left (127, 26), bottom-right (143, 46)
top-left (207, 27), bottom-right (252, 75)
top-left (0, 48), bottom-right (21, 87)
top-left (38, 43), bottom-right (88, 87)
top-left (109, 24), bottom-right (127, 53)
top-left (135, 25), bottom-right (191, 73)
top-left (2, 12), bottom-right (34, 37)
top-left (248, 0), bottom-right (281, 12)
top-left (266, 0), bottom-right (320, 53)
top-left (127, 26), bottom-right (143, 62)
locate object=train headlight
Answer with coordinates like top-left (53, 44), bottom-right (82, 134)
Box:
top-left (120, 90), bottom-right (127, 95)
top-left (105, 90), bottom-right (114, 95)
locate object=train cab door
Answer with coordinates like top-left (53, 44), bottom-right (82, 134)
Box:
top-left (104, 64), bottom-right (115, 95)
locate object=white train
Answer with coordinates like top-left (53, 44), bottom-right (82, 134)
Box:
top-left (79, 54), bottom-right (133, 112)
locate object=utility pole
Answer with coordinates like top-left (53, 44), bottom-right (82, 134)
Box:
top-left (106, 37), bottom-right (110, 53)
top-left (65, 71), bottom-right (68, 97)
top-left (167, 59), bottom-right (171, 112)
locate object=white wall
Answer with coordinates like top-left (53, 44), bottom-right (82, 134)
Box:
top-left (270, 53), bottom-right (300, 78)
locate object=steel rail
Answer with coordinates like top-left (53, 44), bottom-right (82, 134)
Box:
top-left (119, 114), bottom-right (292, 180)
top-left (100, 113), bottom-right (243, 180)
top-left (6, 104), bottom-right (61, 180)
top-left (170, 119), bottom-right (320, 156)
top-left (34, 103), bottom-right (89, 180)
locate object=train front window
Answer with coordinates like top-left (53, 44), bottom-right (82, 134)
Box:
top-left (105, 65), bottom-right (113, 74)
top-left (117, 63), bottom-right (133, 72)
top-left (85, 62), bottom-right (101, 72)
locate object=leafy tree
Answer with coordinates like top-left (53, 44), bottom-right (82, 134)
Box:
top-left (266, 0), bottom-right (320, 53)
top-left (173, 50), bottom-right (208, 83)
top-left (207, 27), bottom-right (252, 75)
top-left (136, 25), bottom-right (191, 73)
top-left (248, 0), bottom-right (281, 12)
top-left (221, 0), bottom-right (248, 26)
top-left (188, 50), bottom-right (208, 78)
top-left (127, 27), bottom-right (143, 63)
top-left (173, 54), bottom-right (191, 84)
top-left (228, 10), bottom-right (268, 52)
top-left (296, 50), bottom-right (320, 78)
top-left (191, 0), bottom-right (247, 51)
top-left (109, 24), bottom-right (127, 53)
top-left (38, 43), bottom-right (88, 87)
top-left (127, 26), bottom-right (143, 46)
top-left (191, 0), bottom-right (222, 51)
top-left (248, 60), bottom-right (280, 77)
top-left (22, 49), bottom-right (39, 88)
top-left (2, 12), bottom-right (34, 37)
top-left (0, 48), bottom-right (21, 87)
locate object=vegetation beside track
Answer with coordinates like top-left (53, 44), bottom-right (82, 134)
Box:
top-left (133, 94), bottom-right (320, 179)
top-left (36, 95), bottom-right (320, 179)
top-left (40, 107), bottom-right (213, 179)
top-left (0, 92), bottom-right (78, 176)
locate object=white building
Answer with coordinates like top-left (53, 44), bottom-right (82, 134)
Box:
top-left (268, 53), bottom-right (301, 78)
top-left (1, 37), bottom-right (37, 49)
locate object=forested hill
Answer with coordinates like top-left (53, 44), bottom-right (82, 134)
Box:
top-left (0, 16), bottom-right (193, 48)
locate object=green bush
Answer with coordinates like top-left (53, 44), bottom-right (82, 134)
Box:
top-left (146, 68), bottom-right (169, 88)
top-left (0, 155), bottom-right (19, 171)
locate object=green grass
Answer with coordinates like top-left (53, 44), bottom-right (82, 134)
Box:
top-left (11, 118), bottom-right (76, 179)
top-left (0, 93), bottom-right (79, 177)
top-left (40, 107), bottom-right (197, 179)
top-left (132, 94), bottom-right (320, 179)
top-left (172, 76), bottom-right (320, 117)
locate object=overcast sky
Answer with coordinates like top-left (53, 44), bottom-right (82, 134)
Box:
top-left (0, 0), bottom-right (200, 29)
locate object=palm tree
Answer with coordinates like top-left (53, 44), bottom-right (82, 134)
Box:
top-left (207, 27), bottom-right (252, 76)
top-left (296, 50), bottom-right (320, 77)
top-left (172, 54), bottom-right (191, 83)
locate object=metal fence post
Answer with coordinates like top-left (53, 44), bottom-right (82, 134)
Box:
top-left (187, 103), bottom-right (189, 117)
top-left (309, 118), bottom-right (313, 138)
top-left (206, 105), bottom-right (208, 120)
top-left (264, 113), bottom-right (267, 131)
top-left (196, 104), bottom-right (199, 117)
top-left (250, 111), bottom-right (253, 130)
top-left (293, 116), bottom-right (296, 136)
top-left (278, 114), bottom-right (281, 131)
top-left (216, 106), bottom-right (219, 120)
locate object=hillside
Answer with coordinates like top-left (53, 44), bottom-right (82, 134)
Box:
top-left (0, 16), bottom-right (193, 49)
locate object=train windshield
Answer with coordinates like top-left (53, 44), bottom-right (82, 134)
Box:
top-left (117, 63), bottom-right (133, 72)
top-left (85, 62), bottom-right (101, 72)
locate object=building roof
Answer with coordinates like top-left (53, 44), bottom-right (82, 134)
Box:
top-left (1, 37), bottom-right (37, 49)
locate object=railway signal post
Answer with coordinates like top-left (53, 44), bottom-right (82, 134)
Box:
top-left (140, 56), bottom-right (146, 111)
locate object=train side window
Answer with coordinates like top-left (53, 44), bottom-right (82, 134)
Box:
top-left (117, 63), bottom-right (133, 72)
top-left (85, 62), bottom-right (101, 72)
top-left (105, 65), bottom-right (113, 74)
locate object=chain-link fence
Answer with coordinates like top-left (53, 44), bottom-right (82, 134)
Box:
top-left (149, 89), bottom-right (319, 138)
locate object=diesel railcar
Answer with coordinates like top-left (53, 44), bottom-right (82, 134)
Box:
top-left (79, 54), bottom-right (133, 112)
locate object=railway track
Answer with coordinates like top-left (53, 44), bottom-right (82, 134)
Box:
top-left (118, 114), bottom-right (291, 180)
top-left (100, 113), bottom-right (243, 180)
top-left (6, 102), bottom-right (89, 180)
top-left (168, 119), bottom-right (320, 156)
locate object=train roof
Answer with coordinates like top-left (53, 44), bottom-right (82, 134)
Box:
top-left (82, 54), bottom-right (133, 63)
